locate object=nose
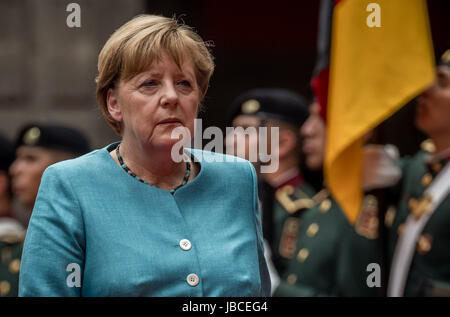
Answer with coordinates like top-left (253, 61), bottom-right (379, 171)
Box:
top-left (225, 132), bottom-right (235, 148)
top-left (160, 82), bottom-right (178, 107)
top-left (9, 160), bottom-right (19, 177)
top-left (300, 117), bottom-right (314, 137)
top-left (9, 159), bottom-right (24, 180)
top-left (416, 87), bottom-right (431, 109)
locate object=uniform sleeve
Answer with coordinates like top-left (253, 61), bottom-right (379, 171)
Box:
top-left (19, 165), bottom-right (85, 297)
top-left (249, 161), bottom-right (272, 297)
top-left (335, 220), bottom-right (381, 297)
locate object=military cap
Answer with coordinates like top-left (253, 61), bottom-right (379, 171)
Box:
top-left (15, 123), bottom-right (90, 156)
top-left (228, 88), bottom-right (310, 128)
top-left (0, 133), bottom-right (14, 172)
top-left (439, 49), bottom-right (450, 68)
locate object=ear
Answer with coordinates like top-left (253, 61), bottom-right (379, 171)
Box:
top-left (278, 129), bottom-right (297, 159)
top-left (106, 88), bottom-right (122, 122)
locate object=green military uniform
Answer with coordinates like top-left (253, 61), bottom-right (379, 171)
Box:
top-left (387, 142), bottom-right (450, 296)
top-left (0, 231), bottom-right (25, 297)
top-left (273, 187), bottom-right (346, 296)
top-left (273, 186), bottom-right (381, 297)
top-left (267, 180), bottom-right (317, 278)
top-left (227, 88), bottom-right (311, 284)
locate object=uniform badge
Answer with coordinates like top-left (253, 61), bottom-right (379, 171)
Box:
top-left (241, 99), bottom-right (260, 114)
top-left (23, 127), bottom-right (41, 145)
top-left (420, 139), bottom-right (436, 153)
top-left (279, 217), bottom-right (300, 259)
top-left (408, 195), bottom-right (432, 220)
top-left (355, 195), bottom-right (379, 239)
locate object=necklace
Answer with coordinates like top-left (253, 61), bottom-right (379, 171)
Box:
top-left (116, 144), bottom-right (191, 195)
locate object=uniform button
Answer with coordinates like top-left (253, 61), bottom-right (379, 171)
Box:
top-left (306, 223), bottom-right (319, 237)
top-left (431, 162), bottom-right (442, 173)
top-left (286, 274), bottom-right (297, 285)
top-left (186, 273), bottom-right (199, 287)
top-left (384, 205), bottom-right (396, 228)
top-left (421, 173), bottom-right (433, 187)
top-left (297, 248), bottom-right (309, 262)
top-left (417, 234), bottom-right (433, 255)
top-left (319, 199), bottom-right (331, 213)
top-left (179, 239), bottom-right (192, 251)
top-left (0, 281), bottom-right (11, 296)
top-left (8, 259), bottom-right (20, 274)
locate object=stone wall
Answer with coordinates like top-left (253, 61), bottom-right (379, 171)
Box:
top-left (0, 0), bottom-right (146, 148)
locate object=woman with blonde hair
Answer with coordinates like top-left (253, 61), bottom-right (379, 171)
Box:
top-left (19, 15), bottom-right (270, 297)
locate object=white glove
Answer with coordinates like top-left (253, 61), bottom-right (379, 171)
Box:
top-left (361, 144), bottom-right (402, 191)
top-left (263, 239), bottom-right (280, 294)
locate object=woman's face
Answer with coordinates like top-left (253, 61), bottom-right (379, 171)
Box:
top-left (109, 51), bottom-right (200, 152)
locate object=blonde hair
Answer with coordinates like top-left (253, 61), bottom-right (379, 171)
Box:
top-left (96, 15), bottom-right (215, 134)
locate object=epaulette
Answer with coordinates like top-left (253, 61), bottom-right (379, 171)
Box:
top-left (310, 188), bottom-right (330, 206)
top-left (275, 185), bottom-right (315, 214)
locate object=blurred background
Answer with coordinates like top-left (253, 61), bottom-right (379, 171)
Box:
top-left (0, 0), bottom-right (449, 154)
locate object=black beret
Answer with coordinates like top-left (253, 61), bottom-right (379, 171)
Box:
top-left (228, 88), bottom-right (310, 128)
top-left (0, 133), bottom-right (14, 172)
top-left (15, 123), bottom-right (90, 156)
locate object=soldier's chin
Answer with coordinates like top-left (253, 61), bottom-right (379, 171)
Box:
top-left (17, 195), bottom-right (35, 210)
top-left (306, 156), bottom-right (323, 171)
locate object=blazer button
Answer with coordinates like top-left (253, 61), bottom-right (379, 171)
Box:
top-left (186, 273), bottom-right (199, 287)
top-left (179, 239), bottom-right (192, 251)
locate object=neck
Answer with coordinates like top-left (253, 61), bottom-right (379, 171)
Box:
top-left (263, 155), bottom-right (299, 187)
top-left (0, 195), bottom-right (11, 217)
top-left (431, 132), bottom-right (450, 154)
top-left (118, 137), bottom-right (186, 189)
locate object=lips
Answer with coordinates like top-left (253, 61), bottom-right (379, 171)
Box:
top-left (157, 118), bottom-right (182, 125)
top-left (12, 184), bottom-right (24, 194)
top-left (302, 142), bottom-right (315, 154)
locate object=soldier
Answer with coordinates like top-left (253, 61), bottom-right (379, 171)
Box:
top-left (272, 100), bottom-right (383, 296)
top-left (386, 50), bottom-right (450, 297)
top-left (0, 133), bottom-right (23, 233)
top-left (0, 123), bottom-right (90, 297)
top-left (0, 133), bottom-right (25, 298)
top-left (10, 123), bottom-right (90, 218)
top-left (226, 88), bottom-right (311, 290)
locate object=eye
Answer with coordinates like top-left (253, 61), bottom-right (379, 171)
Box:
top-left (22, 155), bottom-right (38, 163)
top-left (438, 77), bottom-right (449, 88)
top-left (177, 80), bottom-right (192, 87)
top-left (140, 80), bottom-right (157, 88)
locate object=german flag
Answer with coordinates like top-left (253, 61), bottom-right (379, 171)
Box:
top-left (311, 0), bottom-right (435, 223)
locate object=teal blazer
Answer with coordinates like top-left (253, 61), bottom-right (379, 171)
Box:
top-left (19, 143), bottom-right (270, 297)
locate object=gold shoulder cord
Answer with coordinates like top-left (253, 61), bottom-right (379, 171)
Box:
top-left (275, 185), bottom-right (315, 214)
top-left (276, 186), bottom-right (329, 214)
